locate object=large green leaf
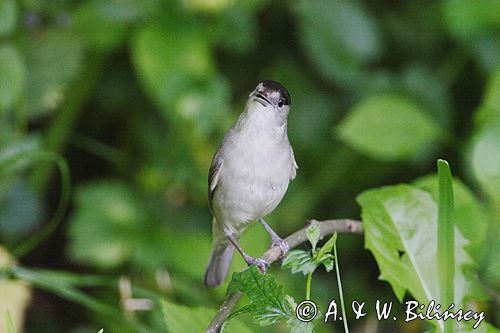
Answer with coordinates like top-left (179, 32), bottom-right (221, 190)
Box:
top-left (357, 185), bottom-right (474, 311)
top-left (23, 30), bottom-right (83, 118)
top-left (132, 22), bottom-right (230, 138)
top-left (338, 95), bottom-right (442, 161)
top-left (413, 175), bottom-right (489, 248)
top-left (132, 22), bottom-right (214, 112)
top-left (293, 0), bottom-right (382, 85)
top-left (67, 181), bottom-right (143, 268)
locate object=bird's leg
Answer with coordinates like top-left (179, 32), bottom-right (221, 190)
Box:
top-left (259, 218), bottom-right (289, 258)
top-left (225, 232), bottom-right (269, 273)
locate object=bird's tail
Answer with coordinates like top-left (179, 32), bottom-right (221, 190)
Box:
top-left (204, 222), bottom-right (235, 288)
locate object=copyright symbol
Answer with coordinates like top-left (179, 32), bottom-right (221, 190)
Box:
top-left (296, 300), bottom-right (317, 322)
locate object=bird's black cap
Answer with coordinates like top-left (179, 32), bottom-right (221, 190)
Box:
top-left (260, 80), bottom-right (291, 106)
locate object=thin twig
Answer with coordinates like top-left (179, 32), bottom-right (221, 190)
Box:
top-left (205, 218), bottom-right (363, 333)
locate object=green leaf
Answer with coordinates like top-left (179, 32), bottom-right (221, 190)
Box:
top-left (293, 0), bottom-right (382, 86)
top-left (357, 184), bottom-right (475, 314)
top-left (23, 30), bottom-right (83, 118)
top-left (132, 22), bottom-right (214, 112)
top-left (0, 44), bottom-right (25, 112)
top-left (227, 265), bottom-right (291, 326)
top-left (160, 299), bottom-right (252, 333)
top-left (413, 175), bottom-right (489, 245)
top-left (468, 119), bottom-right (500, 200)
top-left (132, 21), bottom-right (230, 139)
top-left (282, 249), bottom-right (319, 275)
top-left (287, 317), bottom-right (314, 333)
top-left (316, 232), bottom-right (337, 260)
top-left (437, 160), bottom-right (455, 333)
top-left (0, 0), bottom-right (17, 36)
top-left (338, 95), bottom-right (441, 161)
top-left (322, 258), bottom-right (334, 272)
top-left (72, 0), bottom-right (158, 51)
top-left (67, 181), bottom-right (143, 268)
top-left (215, 5), bottom-right (257, 54)
top-left (475, 66), bottom-right (500, 125)
top-left (443, 0), bottom-right (500, 39)
top-left (284, 296), bottom-right (315, 333)
top-left (306, 224), bottom-right (320, 249)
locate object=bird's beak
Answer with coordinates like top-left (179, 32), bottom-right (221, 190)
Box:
top-left (250, 90), bottom-right (271, 107)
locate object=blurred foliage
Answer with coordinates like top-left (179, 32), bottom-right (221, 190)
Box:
top-left (0, 0), bottom-right (499, 332)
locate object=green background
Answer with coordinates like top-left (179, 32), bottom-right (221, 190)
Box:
top-left (0, 0), bottom-right (499, 332)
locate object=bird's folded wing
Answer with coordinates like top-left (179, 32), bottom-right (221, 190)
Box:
top-left (208, 151), bottom-right (223, 211)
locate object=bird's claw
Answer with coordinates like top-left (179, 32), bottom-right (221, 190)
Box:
top-left (271, 236), bottom-right (289, 258)
top-left (247, 257), bottom-right (269, 274)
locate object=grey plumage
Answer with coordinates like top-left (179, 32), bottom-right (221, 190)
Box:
top-left (204, 80), bottom-right (297, 287)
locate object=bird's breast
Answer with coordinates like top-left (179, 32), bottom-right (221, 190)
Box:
top-left (214, 128), bottom-right (293, 224)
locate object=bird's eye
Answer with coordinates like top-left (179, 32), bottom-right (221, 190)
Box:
top-left (278, 98), bottom-right (285, 108)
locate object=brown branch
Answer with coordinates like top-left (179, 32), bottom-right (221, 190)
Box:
top-left (205, 218), bottom-right (363, 333)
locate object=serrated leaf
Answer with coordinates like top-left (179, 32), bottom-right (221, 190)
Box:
top-left (357, 184), bottom-right (475, 315)
top-left (282, 249), bottom-right (319, 275)
top-left (284, 295), bottom-right (315, 333)
top-left (306, 224), bottom-right (320, 249)
top-left (227, 265), bottom-right (291, 326)
top-left (287, 316), bottom-right (314, 333)
top-left (338, 95), bottom-right (441, 161)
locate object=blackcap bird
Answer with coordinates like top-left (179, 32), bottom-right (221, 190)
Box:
top-left (204, 80), bottom-right (298, 288)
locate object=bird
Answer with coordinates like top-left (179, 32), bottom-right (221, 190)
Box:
top-left (204, 80), bottom-right (298, 288)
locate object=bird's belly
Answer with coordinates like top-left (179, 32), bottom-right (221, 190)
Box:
top-left (213, 156), bottom-right (290, 226)
top-left (214, 178), bottom-right (288, 225)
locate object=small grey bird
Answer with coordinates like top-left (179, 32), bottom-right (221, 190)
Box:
top-left (204, 80), bottom-right (298, 288)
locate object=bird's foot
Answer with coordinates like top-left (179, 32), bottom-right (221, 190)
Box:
top-left (271, 235), bottom-right (289, 258)
top-left (244, 255), bottom-right (270, 274)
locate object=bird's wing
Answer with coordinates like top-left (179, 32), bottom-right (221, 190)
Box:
top-left (208, 151), bottom-right (223, 212)
top-left (290, 147), bottom-right (298, 180)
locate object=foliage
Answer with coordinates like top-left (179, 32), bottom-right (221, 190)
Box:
top-left (282, 225), bottom-right (336, 275)
top-left (224, 265), bottom-right (313, 333)
top-left (0, 0), bottom-right (498, 332)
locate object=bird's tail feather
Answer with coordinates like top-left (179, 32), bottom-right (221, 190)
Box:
top-left (204, 238), bottom-right (235, 288)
